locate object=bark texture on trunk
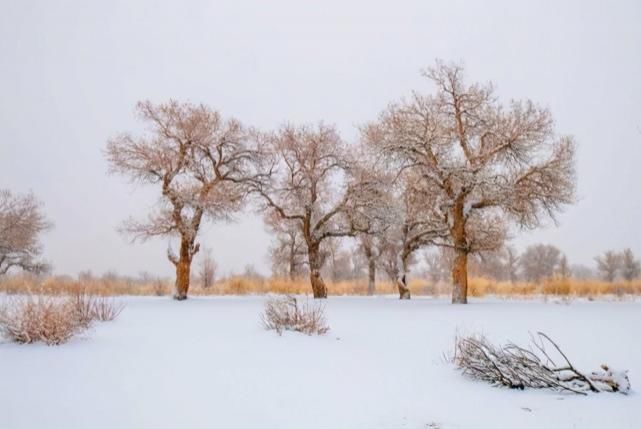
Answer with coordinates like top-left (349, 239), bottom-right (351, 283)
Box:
top-left (451, 248), bottom-right (468, 304)
top-left (397, 274), bottom-right (411, 299)
top-left (367, 257), bottom-right (376, 296)
top-left (450, 196), bottom-right (468, 304)
top-left (174, 258), bottom-right (191, 300)
top-left (172, 237), bottom-right (197, 301)
top-left (308, 245), bottom-right (327, 298)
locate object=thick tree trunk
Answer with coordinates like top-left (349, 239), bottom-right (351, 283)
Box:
top-left (172, 238), bottom-right (196, 301)
top-left (174, 258), bottom-right (191, 300)
top-left (367, 257), bottom-right (376, 296)
top-left (451, 196), bottom-right (468, 304)
top-left (308, 245), bottom-right (327, 298)
top-left (397, 252), bottom-right (411, 299)
top-left (451, 248), bottom-right (468, 304)
top-left (397, 274), bottom-right (411, 299)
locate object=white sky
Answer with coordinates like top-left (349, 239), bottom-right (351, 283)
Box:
top-left (1, 0), bottom-right (640, 277)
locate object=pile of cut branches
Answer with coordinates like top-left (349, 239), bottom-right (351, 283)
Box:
top-left (452, 332), bottom-right (630, 395)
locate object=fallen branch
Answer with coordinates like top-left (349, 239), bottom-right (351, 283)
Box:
top-left (451, 332), bottom-right (630, 395)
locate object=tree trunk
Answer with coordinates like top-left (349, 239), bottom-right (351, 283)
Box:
top-left (397, 251), bottom-right (411, 299)
top-left (367, 257), bottom-right (376, 296)
top-left (288, 242), bottom-right (296, 281)
top-left (173, 238), bottom-right (195, 301)
top-left (397, 274), bottom-right (411, 299)
top-left (451, 196), bottom-right (468, 304)
top-left (308, 244), bottom-right (327, 298)
top-left (451, 248), bottom-right (468, 304)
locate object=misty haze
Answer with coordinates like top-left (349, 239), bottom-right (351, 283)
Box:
top-left (1, 1), bottom-right (640, 428)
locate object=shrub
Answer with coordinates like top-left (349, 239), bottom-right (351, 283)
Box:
top-left (91, 296), bottom-right (125, 321)
top-left (0, 291), bottom-right (124, 345)
top-left (261, 295), bottom-right (329, 336)
top-left (68, 288), bottom-right (124, 324)
top-left (0, 295), bottom-right (88, 345)
top-left (69, 289), bottom-right (96, 328)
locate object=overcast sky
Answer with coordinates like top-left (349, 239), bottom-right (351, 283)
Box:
top-left (1, 0), bottom-right (640, 278)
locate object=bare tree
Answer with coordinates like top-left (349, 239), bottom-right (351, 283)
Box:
top-left (373, 176), bottom-right (447, 299)
top-left (595, 250), bottom-right (623, 282)
top-left (620, 248), bottom-right (640, 282)
top-left (570, 264), bottom-right (595, 280)
top-left (321, 239), bottom-right (353, 282)
top-left (0, 190), bottom-right (52, 276)
top-left (265, 212), bottom-right (308, 280)
top-left (252, 124), bottom-right (389, 298)
top-left (358, 235), bottom-right (380, 295)
top-left (424, 250), bottom-right (445, 284)
top-left (558, 254), bottom-right (571, 279)
top-left (106, 100), bottom-right (268, 300)
top-left (505, 246), bottom-right (520, 284)
top-left (198, 247), bottom-right (217, 289)
top-left (363, 61), bottom-right (575, 303)
top-left (468, 247), bottom-right (514, 281)
top-left (520, 244), bottom-right (562, 282)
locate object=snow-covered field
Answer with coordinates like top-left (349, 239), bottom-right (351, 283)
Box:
top-left (1, 296), bottom-right (640, 428)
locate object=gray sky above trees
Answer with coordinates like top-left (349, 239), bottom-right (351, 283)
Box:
top-left (1, 0), bottom-right (640, 277)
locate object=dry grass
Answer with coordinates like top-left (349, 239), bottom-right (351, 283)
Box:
top-left (1, 273), bottom-right (640, 298)
top-left (261, 295), bottom-right (329, 335)
top-left (0, 295), bottom-right (88, 345)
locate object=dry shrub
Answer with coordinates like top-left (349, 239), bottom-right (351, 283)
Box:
top-left (0, 295), bottom-right (87, 345)
top-left (91, 296), bottom-right (125, 321)
top-left (0, 290), bottom-right (124, 345)
top-left (451, 332), bottom-right (630, 395)
top-left (261, 295), bottom-right (329, 336)
top-left (69, 289), bottom-right (96, 327)
top-left (67, 288), bottom-right (124, 323)
top-left (153, 279), bottom-right (170, 296)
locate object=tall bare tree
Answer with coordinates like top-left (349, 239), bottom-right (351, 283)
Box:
top-left (375, 174), bottom-right (447, 299)
top-left (265, 212), bottom-right (308, 280)
top-left (595, 250), bottom-right (622, 282)
top-left (198, 247), bottom-right (217, 289)
top-left (520, 244), bottom-right (562, 282)
top-left (106, 100), bottom-right (268, 300)
top-left (621, 248), bottom-right (640, 282)
top-left (358, 235), bottom-right (381, 295)
top-left (505, 246), bottom-right (520, 284)
top-left (0, 190), bottom-right (51, 275)
top-left (253, 124), bottom-right (388, 298)
top-left (558, 254), bottom-right (571, 279)
top-left (363, 61), bottom-right (575, 303)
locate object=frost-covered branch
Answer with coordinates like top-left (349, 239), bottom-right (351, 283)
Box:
top-left (451, 332), bottom-right (631, 395)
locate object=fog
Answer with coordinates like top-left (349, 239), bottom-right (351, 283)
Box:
top-left (1, 0), bottom-right (639, 277)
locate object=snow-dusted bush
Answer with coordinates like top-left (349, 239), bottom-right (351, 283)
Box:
top-left (261, 295), bottom-right (329, 336)
top-left (69, 289), bottom-right (96, 328)
top-left (90, 296), bottom-right (125, 321)
top-left (0, 295), bottom-right (88, 345)
top-left (69, 289), bottom-right (125, 324)
top-left (451, 332), bottom-right (630, 394)
top-left (0, 292), bottom-right (124, 345)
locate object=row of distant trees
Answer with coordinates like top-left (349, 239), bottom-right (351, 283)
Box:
top-left (105, 60), bottom-right (577, 304)
top-left (1, 186), bottom-right (638, 294)
top-left (266, 239), bottom-right (641, 285)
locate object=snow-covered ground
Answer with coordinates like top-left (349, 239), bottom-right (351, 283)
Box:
top-left (1, 296), bottom-right (640, 428)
